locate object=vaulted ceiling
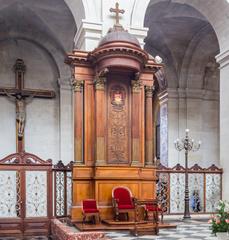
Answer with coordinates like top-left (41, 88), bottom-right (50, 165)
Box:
top-left (0, 0), bottom-right (77, 77)
top-left (144, 0), bottom-right (220, 90)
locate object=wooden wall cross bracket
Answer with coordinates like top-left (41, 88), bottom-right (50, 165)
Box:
top-left (0, 58), bottom-right (56, 152)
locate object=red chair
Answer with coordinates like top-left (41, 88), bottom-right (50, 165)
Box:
top-left (145, 202), bottom-right (164, 223)
top-left (82, 199), bottom-right (101, 224)
top-left (112, 186), bottom-right (136, 221)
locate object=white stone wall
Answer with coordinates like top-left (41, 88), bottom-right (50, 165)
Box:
top-left (0, 0), bottom-right (228, 198)
top-left (216, 50), bottom-right (229, 200)
top-left (0, 39), bottom-right (60, 162)
top-left (168, 89), bottom-right (219, 168)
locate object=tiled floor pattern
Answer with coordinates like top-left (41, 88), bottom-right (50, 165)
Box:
top-left (105, 220), bottom-right (218, 240)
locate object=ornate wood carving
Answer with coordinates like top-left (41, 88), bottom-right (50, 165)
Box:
top-left (145, 85), bottom-right (155, 98)
top-left (65, 7), bottom-right (164, 221)
top-left (131, 80), bottom-right (142, 93)
top-left (107, 82), bottom-right (129, 163)
top-left (94, 77), bottom-right (106, 90)
top-left (71, 79), bottom-right (84, 92)
top-left (0, 151), bottom-right (53, 237)
top-left (94, 68), bottom-right (109, 91)
top-left (0, 151), bottom-right (52, 165)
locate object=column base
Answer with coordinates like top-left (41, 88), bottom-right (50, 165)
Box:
top-left (95, 160), bottom-right (107, 166)
top-left (131, 160), bottom-right (141, 167)
top-left (74, 161), bottom-right (84, 166)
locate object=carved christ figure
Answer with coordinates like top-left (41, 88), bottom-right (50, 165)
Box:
top-left (4, 90), bottom-right (35, 138)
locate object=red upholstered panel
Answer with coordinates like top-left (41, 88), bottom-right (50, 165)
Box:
top-left (83, 199), bottom-right (98, 212)
top-left (145, 205), bottom-right (162, 212)
top-left (118, 204), bottom-right (135, 209)
top-left (113, 188), bottom-right (134, 207)
top-left (84, 209), bottom-right (99, 213)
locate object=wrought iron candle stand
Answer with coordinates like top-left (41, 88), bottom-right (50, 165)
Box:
top-left (174, 129), bottom-right (201, 219)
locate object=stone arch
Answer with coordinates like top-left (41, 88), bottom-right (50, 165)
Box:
top-left (135, 0), bottom-right (229, 52)
top-left (143, 1), bottom-right (220, 88)
top-left (64, 0), bottom-right (99, 28)
top-left (0, 1), bottom-right (77, 79)
top-left (142, 0), bottom-right (221, 169)
top-left (179, 24), bottom-right (220, 89)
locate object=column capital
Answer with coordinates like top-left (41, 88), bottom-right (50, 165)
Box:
top-left (94, 77), bottom-right (106, 90)
top-left (145, 85), bottom-right (155, 98)
top-left (71, 79), bottom-right (84, 92)
top-left (131, 80), bottom-right (142, 93)
top-left (94, 68), bottom-right (109, 91)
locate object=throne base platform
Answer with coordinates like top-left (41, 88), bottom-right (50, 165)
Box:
top-left (73, 219), bottom-right (177, 236)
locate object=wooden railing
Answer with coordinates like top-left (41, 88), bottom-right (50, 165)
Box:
top-left (156, 163), bottom-right (223, 214)
top-left (53, 161), bottom-right (73, 217)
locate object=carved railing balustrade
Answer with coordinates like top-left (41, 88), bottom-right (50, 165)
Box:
top-left (156, 163), bottom-right (223, 214)
top-left (53, 160), bottom-right (73, 218)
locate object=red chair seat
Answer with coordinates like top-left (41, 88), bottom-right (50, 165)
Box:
top-left (83, 208), bottom-right (99, 213)
top-left (118, 204), bottom-right (135, 209)
top-left (82, 199), bottom-right (101, 224)
top-left (112, 187), bottom-right (136, 221)
top-left (146, 205), bottom-right (162, 212)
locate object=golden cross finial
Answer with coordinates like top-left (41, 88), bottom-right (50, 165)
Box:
top-left (110, 2), bottom-right (125, 25)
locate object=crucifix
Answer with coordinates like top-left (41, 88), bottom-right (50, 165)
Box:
top-left (0, 59), bottom-right (55, 152)
top-left (110, 2), bottom-right (125, 26)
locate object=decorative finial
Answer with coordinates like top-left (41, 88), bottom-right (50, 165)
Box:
top-left (110, 2), bottom-right (125, 26)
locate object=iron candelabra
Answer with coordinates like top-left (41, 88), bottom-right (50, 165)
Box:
top-left (174, 129), bottom-right (201, 219)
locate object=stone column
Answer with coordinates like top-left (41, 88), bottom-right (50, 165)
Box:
top-left (72, 79), bottom-right (84, 164)
top-left (58, 77), bottom-right (73, 164)
top-left (158, 91), bottom-right (168, 167)
top-left (94, 76), bottom-right (106, 166)
top-left (216, 49), bottom-right (229, 200)
top-left (145, 86), bottom-right (154, 166)
top-left (131, 80), bottom-right (142, 166)
top-left (74, 20), bottom-right (102, 51)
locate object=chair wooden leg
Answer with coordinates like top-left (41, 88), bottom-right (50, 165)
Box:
top-left (161, 212), bottom-right (164, 224)
top-left (115, 211), bottom-right (119, 221)
top-left (83, 215), bottom-right (86, 224)
top-left (92, 215), bottom-right (96, 224)
top-left (144, 210), bottom-right (148, 221)
top-left (126, 213), bottom-right (129, 221)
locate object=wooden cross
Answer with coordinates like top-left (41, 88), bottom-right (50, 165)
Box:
top-left (0, 59), bottom-right (55, 152)
top-left (110, 2), bottom-right (125, 26)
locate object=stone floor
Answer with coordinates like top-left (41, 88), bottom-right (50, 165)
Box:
top-left (0, 238), bottom-right (48, 240)
top-left (0, 219), bottom-right (218, 240)
top-left (105, 219), bottom-right (218, 240)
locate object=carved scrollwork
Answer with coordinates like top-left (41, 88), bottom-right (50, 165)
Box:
top-left (0, 151), bottom-right (52, 165)
top-left (71, 79), bottom-right (84, 92)
top-left (145, 85), bottom-right (155, 98)
top-left (94, 68), bottom-right (109, 91)
top-left (94, 77), bottom-right (106, 90)
top-left (131, 80), bottom-right (142, 93)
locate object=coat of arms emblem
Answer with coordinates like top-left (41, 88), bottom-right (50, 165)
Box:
top-left (110, 85), bottom-right (126, 111)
